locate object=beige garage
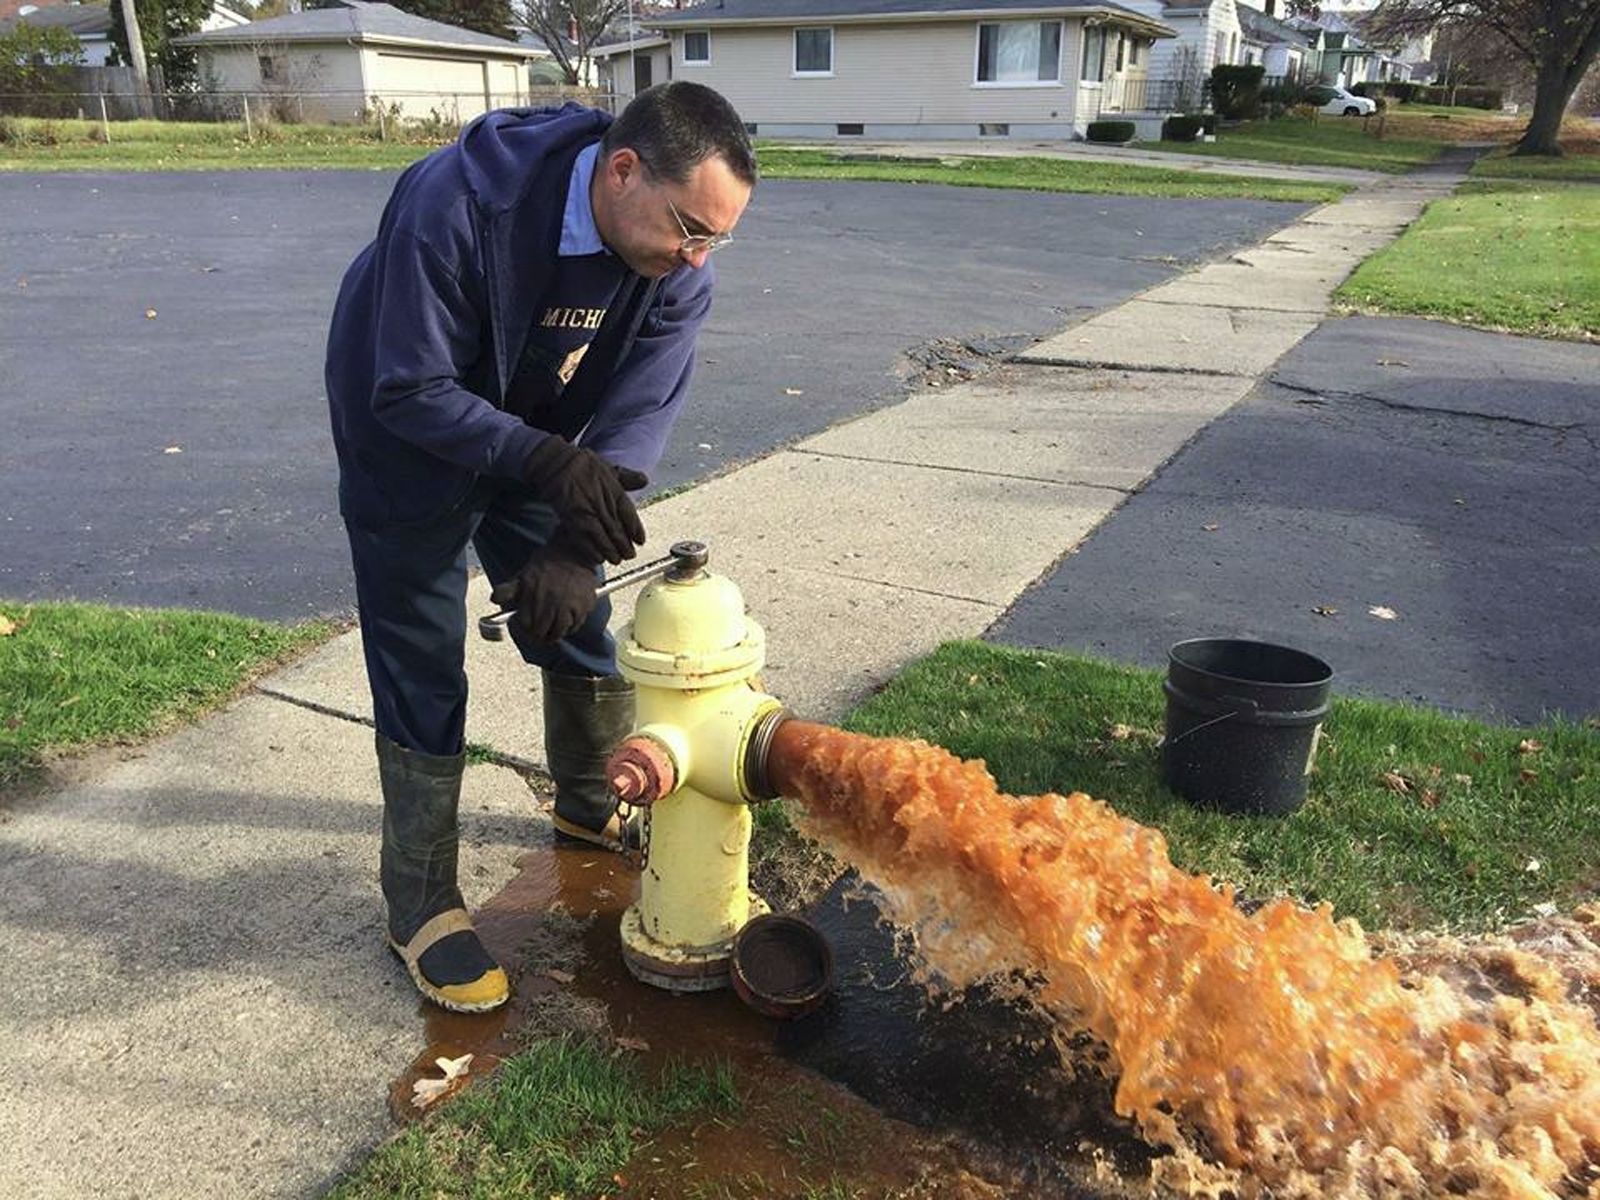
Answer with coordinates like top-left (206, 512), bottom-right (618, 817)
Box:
top-left (178, 0), bottom-right (543, 124)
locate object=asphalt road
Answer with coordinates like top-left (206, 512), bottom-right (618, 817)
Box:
top-left (990, 316), bottom-right (1600, 724)
top-left (0, 169), bottom-right (1306, 618)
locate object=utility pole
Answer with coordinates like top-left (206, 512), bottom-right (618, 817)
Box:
top-left (116, 0), bottom-right (152, 114)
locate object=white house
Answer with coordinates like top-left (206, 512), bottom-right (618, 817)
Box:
top-left (175, 0), bottom-right (541, 123)
top-left (651, 0), bottom-right (1177, 140)
top-left (1235, 3), bottom-right (1307, 80)
top-left (591, 32), bottom-right (672, 107)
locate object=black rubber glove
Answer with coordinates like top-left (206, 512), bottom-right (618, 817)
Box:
top-left (522, 436), bottom-right (648, 566)
top-left (490, 539), bottom-right (599, 644)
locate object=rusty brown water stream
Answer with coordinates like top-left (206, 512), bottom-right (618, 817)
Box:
top-left (764, 721), bottom-right (1600, 1199)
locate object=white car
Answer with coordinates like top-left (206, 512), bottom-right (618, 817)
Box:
top-left (1308, 85), bottom-right (1378, 116)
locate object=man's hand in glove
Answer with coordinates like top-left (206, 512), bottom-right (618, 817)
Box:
top-left (522, 436), bottom-right (647, 566)
top-left (490, 540), bottom-right (599, 643)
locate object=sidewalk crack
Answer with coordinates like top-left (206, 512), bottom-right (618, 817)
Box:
top-left (788, 564), bottom-right (1004, 609)
top-left (798, 448), bottom-right (1134, 494)
top-left (254, 687), bottom-right (547, 776)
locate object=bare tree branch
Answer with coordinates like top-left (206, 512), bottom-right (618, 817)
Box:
top-left (516, 0), bottom-right (628, 85)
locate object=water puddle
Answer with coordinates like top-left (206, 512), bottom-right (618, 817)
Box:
top-left (391, 835), bottom-right (1023, 1196)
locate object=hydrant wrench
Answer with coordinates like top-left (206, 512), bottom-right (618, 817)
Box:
top-left (476, 540), bottom-right (709, 641)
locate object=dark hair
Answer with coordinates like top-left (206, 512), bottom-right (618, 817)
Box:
top-left (601, 81), bottom-right (757, 188)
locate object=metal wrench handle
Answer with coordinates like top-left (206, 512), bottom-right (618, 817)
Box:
top-left (477, 540), bottom-right (709, 641)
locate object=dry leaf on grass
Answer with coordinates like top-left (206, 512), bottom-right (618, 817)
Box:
top-left (0, 614), bottom-right (15, 637)
top-left (411, 1053), bottom-right (472, 1110)
top-left (1517, 738), bottom-right (1545, 755)
top-left (1380, 770), bottom-right (1413, 794)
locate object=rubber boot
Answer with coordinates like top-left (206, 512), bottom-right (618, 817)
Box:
top-left (377, 732), bottom-right (509, 1013)
top-left (542, 670), bottom-right (641, 852)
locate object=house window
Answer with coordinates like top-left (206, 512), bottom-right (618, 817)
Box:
top-left (1079, 27), bottom-right (1105, 82)
top-left (258, 54), bottom-right (286, 85)
top-left (682, 30), bottom-right (710, 64)
top-left (794, 27), bottom-right (832, 75)
top-left (1129, 37), bottom-right (1142, 67)
top-left (1114, 32), bottom-right (1125, 71)
top-left (975, 20), bottom-right (1062, 85)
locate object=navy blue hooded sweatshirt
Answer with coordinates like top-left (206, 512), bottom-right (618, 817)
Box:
top-left (326, 103), bottom-right (714, 529)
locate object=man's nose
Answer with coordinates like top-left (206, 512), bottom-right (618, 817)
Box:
top-left (681, 246), bottom-right (711, 270)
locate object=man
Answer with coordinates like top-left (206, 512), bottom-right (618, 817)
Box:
top-left (325, 83), bottom-right (756, 1014)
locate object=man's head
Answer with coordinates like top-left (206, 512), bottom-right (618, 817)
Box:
top-left (590, 82), bottom-right (757, 279)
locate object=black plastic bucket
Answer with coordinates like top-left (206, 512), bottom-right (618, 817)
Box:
top-left (1161, 638), bottom-right (1333, 816)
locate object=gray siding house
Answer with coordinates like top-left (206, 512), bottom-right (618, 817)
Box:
top-left (652, 0), bottom-right (1177, 139)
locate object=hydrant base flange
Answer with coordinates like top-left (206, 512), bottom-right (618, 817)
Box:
top-left (619, 893), bottom-right (770, 993)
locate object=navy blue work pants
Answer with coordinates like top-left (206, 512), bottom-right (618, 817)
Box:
top-left (344, 477), bottom-right (615, 758)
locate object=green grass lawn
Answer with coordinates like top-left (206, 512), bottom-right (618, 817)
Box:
top-left (756, 145), bottom-right (1347, 202)
top-left (328, 1038), bottom-right (738, 1199)
top-left (1472, 147), bottom-right (1600, 183)
top-left (1141, 115), bottom-right (1447, 173)
top-left (1336, 179), bottom-right (1600, 339)
top-left (842, 642), bottom-right (1600, 934)
top-left (0, 599), bottom-right (334, 790)
top-left (0, 118), bottom-right (1345, 200)
top-left (0, 115), bottom-right (444, 171)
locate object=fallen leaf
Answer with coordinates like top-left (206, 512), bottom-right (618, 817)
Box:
top-left (545, 968), bottom-right (575, 985)
top-left (163, 446), bottom-right (183, 455)
top-left (784, 387), bottom-right (803, 396)
top-left (1109, 724), bottom-right (1136, 741)
top-left (204, 647), bottom-right (217, 659)
top-left (1525, 858), bottom-right (1542, 873)
top-left (1516, 738), bottom-right (1544, 755)
top-left (1201, 523), bottom-right (1219, 532)
top-left (615, 1036), bottom-right (651, 1053)
top-left (1375, 357), bottom-right (1410, 367)
top-left (1519, 768), bottom-right (1539, 784)
top-left (144, 308), bottom-right (158, 319)
top-left (411, 1053), bottom-right (472, 1110)
top-left (1312, 605), bottom-right (1338, 617)
top-left (1452, 773), bottom-right (1473, 786)
top-left (0, 614), bottom-right (15, 636)
top-left (1418, 788), bottom-right (1441, 809)
top-left (1380, 770), bottom-right (1412, 794)
top-left (1368, 605), bottom-right (1398, 621)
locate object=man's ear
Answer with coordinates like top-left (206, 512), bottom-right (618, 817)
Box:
top-left (604, 146), bottom-right (642, 194)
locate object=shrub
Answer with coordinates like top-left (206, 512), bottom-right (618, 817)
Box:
top-left (1161, 114), bottom-right (1204, 142)
top-left (1086, 119), bottom-right (1136, 143)
top-left (1211, 63), bottom-right (1266, 119)
top-left (1414, 83), bottom-right (1502, 109)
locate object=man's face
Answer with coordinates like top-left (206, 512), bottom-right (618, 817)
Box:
top-left (592, 147), bottom-right (752, 279)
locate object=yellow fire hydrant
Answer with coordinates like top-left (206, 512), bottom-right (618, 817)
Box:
top-left (604, 542), bottom-right (790, 992)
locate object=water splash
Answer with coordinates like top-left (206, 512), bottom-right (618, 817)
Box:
top-left (766, 721), bottom-right (1600, 1198)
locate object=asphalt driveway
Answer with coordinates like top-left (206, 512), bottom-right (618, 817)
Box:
top-left (990, 316), bottom-right (1600, 724)
top-left (0, 170), bottom-right (1306, 618)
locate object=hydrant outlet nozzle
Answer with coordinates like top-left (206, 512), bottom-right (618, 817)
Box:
top-left (607, 735), bottom-right (677, 807)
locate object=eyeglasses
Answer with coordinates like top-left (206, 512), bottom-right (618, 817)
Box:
top-left (665, 195), bottom-right (733, 255)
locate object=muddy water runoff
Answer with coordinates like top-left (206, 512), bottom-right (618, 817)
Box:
top-left (766, 721), bottom-right (1600, 1200)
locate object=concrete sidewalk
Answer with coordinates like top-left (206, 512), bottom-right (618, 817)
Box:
top-left (0, 162), bottom-right (1467, 1198)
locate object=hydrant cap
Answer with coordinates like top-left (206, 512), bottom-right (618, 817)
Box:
top-left (618, 572), bottom-right (765, 686)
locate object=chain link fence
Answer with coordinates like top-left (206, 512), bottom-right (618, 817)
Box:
top-left (0, 82), bottom-right (623, 134)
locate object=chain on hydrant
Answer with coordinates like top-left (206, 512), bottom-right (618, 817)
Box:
top-left (603, 545), bottom-right (790, 992)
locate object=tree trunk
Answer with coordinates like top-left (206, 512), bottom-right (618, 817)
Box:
top-left (1513, 26), bottom-right (1600, 157)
